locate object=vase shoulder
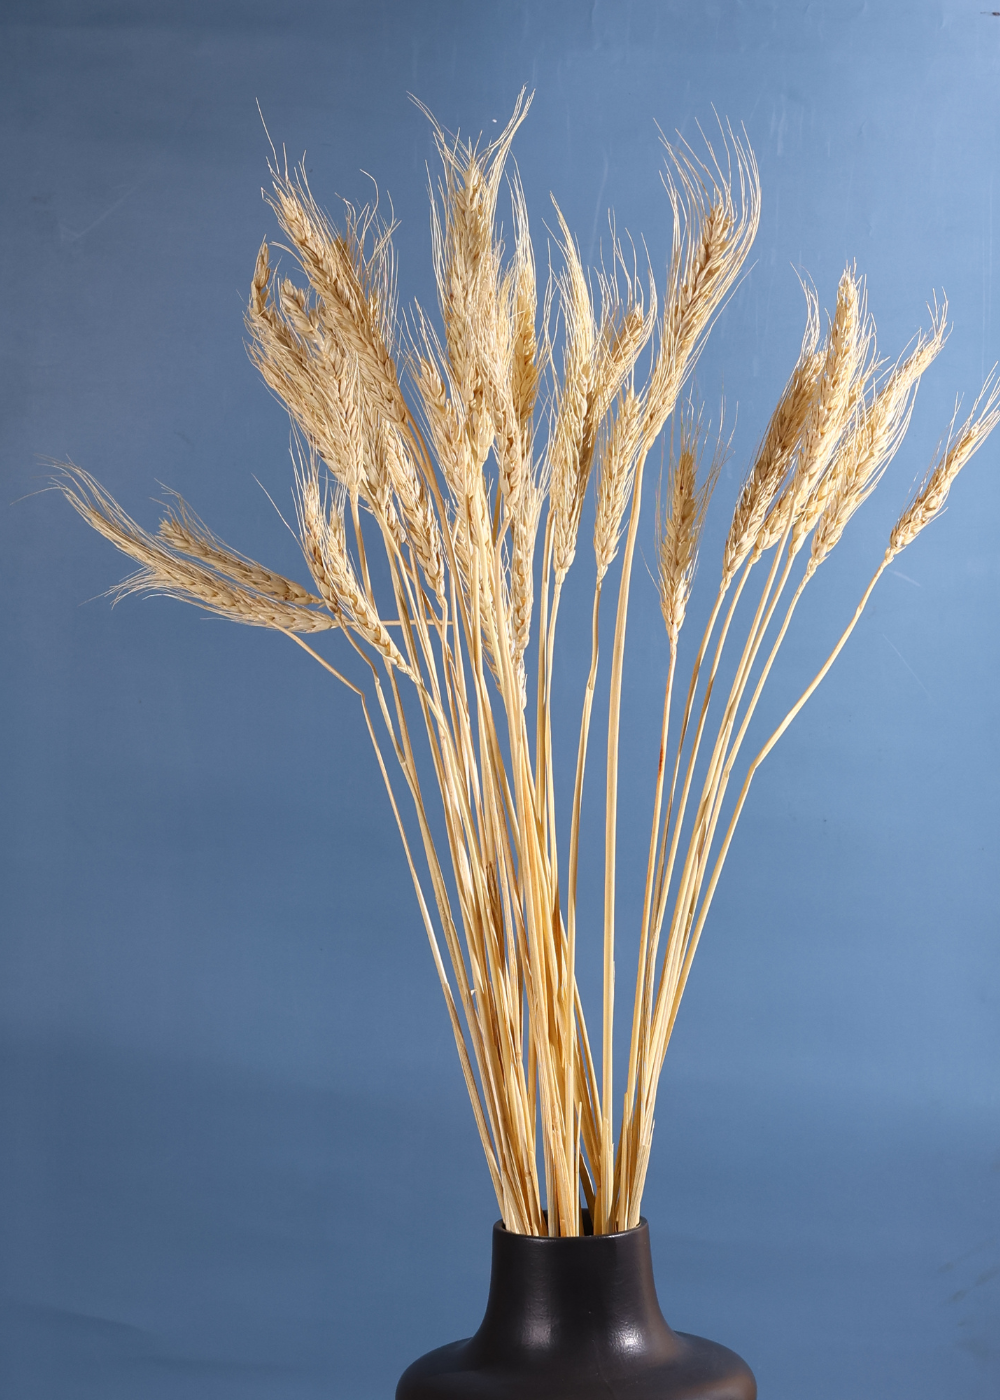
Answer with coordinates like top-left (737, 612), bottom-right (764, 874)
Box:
top-left (396, 1219), bottom-right (755, 1400)
top-left (397, 1330), bottom-right (755, 1400)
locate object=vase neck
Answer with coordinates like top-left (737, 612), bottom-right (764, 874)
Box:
top-left (470, 1218), bottom-right (680, 1366)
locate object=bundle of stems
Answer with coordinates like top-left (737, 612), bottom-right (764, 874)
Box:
top-left (60, 95), bottom-right (999, 1235)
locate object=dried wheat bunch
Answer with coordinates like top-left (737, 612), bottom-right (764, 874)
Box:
top-left (59, 93), bottom-right (997, 1235)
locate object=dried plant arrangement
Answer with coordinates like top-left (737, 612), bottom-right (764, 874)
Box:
top-left (59, 93), bottom-right (999, 1239)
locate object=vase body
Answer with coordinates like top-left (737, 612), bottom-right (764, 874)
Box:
top-left (396, 1216), bottom-right (756, 1400)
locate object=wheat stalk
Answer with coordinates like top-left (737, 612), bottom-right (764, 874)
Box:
top-left (58, 96), bottom-right (997, 1238)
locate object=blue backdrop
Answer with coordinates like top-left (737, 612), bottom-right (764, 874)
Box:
top-left (2, 3), bottom-right (998, 1397)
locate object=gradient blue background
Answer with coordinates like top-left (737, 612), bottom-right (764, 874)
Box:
top-left (2, 2), bottom-right (999, 1396)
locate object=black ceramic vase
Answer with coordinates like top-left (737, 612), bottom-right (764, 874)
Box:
top-left (396, 1215), bottom-right (755, 1400)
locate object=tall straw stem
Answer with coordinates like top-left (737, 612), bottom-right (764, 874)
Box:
top-left (535, 515), bottom-right (556, 829)
top-left (648, 536), bottom-right (824, 1115)
top-left (565, 580), bottom-right (604, 1232)
top-left (646, 560), bottom-right (754, 994)
top-left (282, 630), bottom-right (507, 1209)
top-left (660, 555), bottom-right (890, 1057)
top-left (598, 440), bottom-right (651, 1230)
top-left (646, 539), bottom-right (791, 1084)
top-left (640, 535), bottom-right (791, 1119)
top-left (638, 575), bottom-right (730, 1029)
top-left (676, 541), bottom-right (801, 924)
top-left (621, 642), bottom-right (676, 1202)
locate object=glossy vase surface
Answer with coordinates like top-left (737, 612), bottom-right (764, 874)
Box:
top-left (396, 1216), bottom-right (756, 1400)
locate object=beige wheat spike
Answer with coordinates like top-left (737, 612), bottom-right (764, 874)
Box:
top-left (889, 371), bottom-right (1000, 555)
top-left (549, 200), bottom-right (597, 580)
top-left (294, 457), bottom-right (352, 615)
top-left (758, 266), bottom-right (870, 554)
top-left (723, 282), bottom-right (822, 586)
top-left (247, 248), bottom-right (369, 500)
top-left (553, 231), bottom-right (656, 585)
top-left (250, 238), bottom-right (271, 319)
top-left (411, 333), bottom-right (499, 643)
top-left (294, 455), bottom-right (414, 674)
top-left (643, 122), bottom-right (761, 449)
top-left (811, 300), bottom-right (949, 569)
top-left (278, 276), bottom-right (320, 343)
top-left (271, 169), bottom-right (399, 353)
top-left (787, 267), bottom-right (872, 543)
top-left (157, 493), bottom-right (320, 605)
top-left (792, 338), bottom-right (883, 549)
top-left (360, 417), bottom-right (407, 554)
top-left (410, 335), bottom-right (472, 502)
top-left (418, 89), bottom-right (532, 306)
top-left (594, 388), bottom-right (644, 580)
top-left (407, 325), bottom-right (498, 635)
top-left (57, 466), bottom-right (336, 633)
top-left (267, 163), bottom-right (408, 429)
top-left (378, 419), bottom-right (446, 603)
top-left (510, 175), bottom-right (540, 437)
top-left (483, 294), bottom-right (527, 523)
top-left (588, 229), bottom-right (658, 430)
top-left (657, 398), bottom-right (721, 643)
top-left (465, 230), bottom-right (519, 506)
top-left (419, 90), bottom-right (532, 466)
top-left (449, 496), bottom-right (484, 623)
top-left (599, 302), bottom-right (655, 412)
top-left (511, 466), bottom-right (545, 681)
top-left (120, 563), bottom-right (339, 633)
top-left (409, 373), bottom-right (491, 633)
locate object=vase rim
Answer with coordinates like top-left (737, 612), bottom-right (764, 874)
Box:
top-left (495, 1213), bottom-right (648, 1242)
